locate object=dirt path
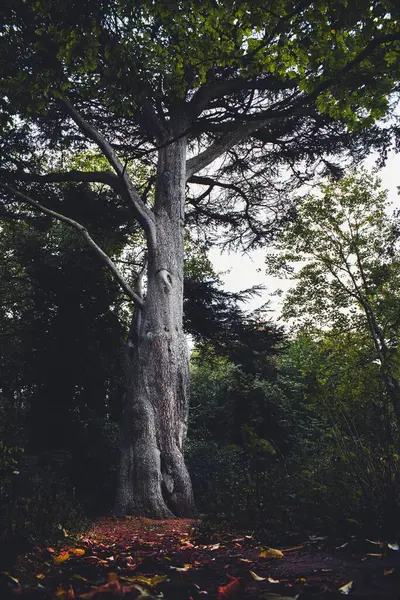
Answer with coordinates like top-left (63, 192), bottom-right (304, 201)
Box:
top-left (2, 518), bottom-right (400, 599)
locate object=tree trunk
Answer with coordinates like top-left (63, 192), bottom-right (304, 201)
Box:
top-left (115, 130), bottom-right (196, 518)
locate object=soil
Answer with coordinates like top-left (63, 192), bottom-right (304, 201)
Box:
top-left (2, 518), bottom-right (400, 600)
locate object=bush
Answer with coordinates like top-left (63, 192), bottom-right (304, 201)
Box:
top-left (0, 442), bottom-right (88, 568)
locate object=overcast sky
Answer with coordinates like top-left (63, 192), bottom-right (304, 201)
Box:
top-left (209, 151), bottom-right (400, 319)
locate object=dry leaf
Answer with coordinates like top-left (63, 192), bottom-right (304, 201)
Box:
top-left (133, 574), bottom-right (168, 587)
top-left (249, 570), bottom-right (266, 581)
top-left (259, 547), bottom-right (284, 559)
top-left (69, 548), bottom-right (85, 557)
top-left (54, 551), bottom-right (70, 564)
top-left (209, 543), bottom-right (221, 551)
top-left (170, 563), bottom-right (192, 572)
top-left (71, 575), bottom-right (88, 582)
top-left (338, 581), bottom-right (353, 594)
top-left (268, 577), bottom-right (280, 583)
top-left (384, 568), bottom-right (395, 576)
top-left (217, 575), bottom-right (242, 599)
top-left (388, 542), bottom-right (399, 551)
top-left (0, 573), bottom-right (20, 586)
top-left (56, 585), bottom-right (75, 599)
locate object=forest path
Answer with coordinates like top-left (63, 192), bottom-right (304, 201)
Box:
top-left (2, 517), bottom-right (400, 599)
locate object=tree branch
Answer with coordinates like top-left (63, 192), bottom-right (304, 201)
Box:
top-left (0, 182), bottom-right (144, 308)
top-left (186, 121), bottom-right (265, 179)
top-left (0, 168), bottom-right (119, 187)
top-left (57, 97), bottom-right (156, 246)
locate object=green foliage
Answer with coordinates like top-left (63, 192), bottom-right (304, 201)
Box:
top-left (266, 169), bottom-right (400, 333)
top-left (3, 0), bottom-right (399, 124)
top-left (189, 323), bottom-right (400, 538)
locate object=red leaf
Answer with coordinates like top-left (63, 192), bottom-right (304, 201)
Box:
top-left (217, 576), bottom-right (242, 600)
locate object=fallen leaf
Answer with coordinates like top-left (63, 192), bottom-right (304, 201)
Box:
top-left (56, 585), bottom-right (75, 599)
top-left (384, 568), bottom-right (395, 576)
top-left (133, 574), bottom-right (168, 587)
top-left (217, 575), bottom-right (242, 599)
top-left (366, 553), bottom-right (383, 557)
top-left (388, 542), bottom-right (399, 551)
top-left (69, 548), bottom-right (85, 557)
top-left (338, 581), bottom-right (353, 594)
top-left (0, 572), bottom-right (20, 586)
top-left (239, 558), bottom-right (252, 563)
top-left (79, 574), bottom-right (120, 599)
top-left (296, 578), bottom-right (307, 583)
top-left (170, 564), bottom-right (192, 572)
top-left (36, 574), bottom-right (46, 579)
top-left (209, 543), bottom-right (221, 551)
top-left (268, 577), bottom-right (280, 583)
top-left (249, 570), bottom-right (266, 581)
top-left (259, 547), bottom-right (284, 559)
top-left (54, 551), bottom-right (70, 564)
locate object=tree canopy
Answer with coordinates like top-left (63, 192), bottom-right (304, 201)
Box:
top-left (1, 0), bottom-right (400, 254)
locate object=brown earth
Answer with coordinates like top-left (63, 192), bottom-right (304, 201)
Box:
top-left (2, 517), bottom-right (400, 599)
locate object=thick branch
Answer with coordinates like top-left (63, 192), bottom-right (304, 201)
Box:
top-left (0, 168), bottom-right (119, 187)
top-left (57, 98), bottom-right (156, 245)
top-left (0, 183), bottom-right (144, 308)
top-left (186, 120), bottom-right (267, 179)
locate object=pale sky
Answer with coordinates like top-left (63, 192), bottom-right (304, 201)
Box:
top-left (209, 151), bottom-right (400, 318)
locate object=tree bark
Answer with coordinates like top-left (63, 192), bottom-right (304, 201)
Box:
top-left (115, 130), bottom-right (196, 518)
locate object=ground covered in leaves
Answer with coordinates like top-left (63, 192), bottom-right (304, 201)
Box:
top-left (2, 518), bottom-right (400, 600)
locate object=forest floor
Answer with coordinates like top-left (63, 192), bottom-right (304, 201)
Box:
top-left (2, 517), bottom-right (400, 600)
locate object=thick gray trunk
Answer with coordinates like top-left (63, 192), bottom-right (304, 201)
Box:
top-left (115, 133), bottom-right (196, 518)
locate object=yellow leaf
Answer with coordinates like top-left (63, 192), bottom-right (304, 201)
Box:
top-left (338, 581), bottom-right (353, 594)
top-left (0, 572), bottom-right (20, 585)
top-left (54, 551), bottom-right (70, 564)
top-left (56, 586), bottom-right (74, 599)
top-left (36, 573), bottom-right (46, 579)
top-left (69, 548), bottom-right (85, 557)
top-left (259, 547), bottom-right (284, 559)
top-left (249, 570), bottom-right (266, 581)
top-left (268, 577), bottom-right (280, 583)
top-left (133, 574), bottom-right (168, 587)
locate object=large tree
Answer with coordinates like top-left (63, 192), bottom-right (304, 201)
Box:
top-left (0, 0), bottom-right (399, 517)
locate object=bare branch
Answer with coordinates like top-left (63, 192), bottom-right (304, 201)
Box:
top-left (186, 119), bottom-right (272, 178)
top-left (0, 182), bottom-right (144, 308)
top-left (57, 97), bottom-right (156, 245)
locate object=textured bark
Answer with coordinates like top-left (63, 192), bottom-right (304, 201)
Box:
top-left (115, 130), bottom-right (196, 518)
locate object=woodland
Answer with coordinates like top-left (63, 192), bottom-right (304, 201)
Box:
top-left (1, 0), bottom-right (400, 598)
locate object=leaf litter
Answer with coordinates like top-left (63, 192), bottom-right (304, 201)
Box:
top-left (3, 519), bottom-right (400, 599)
